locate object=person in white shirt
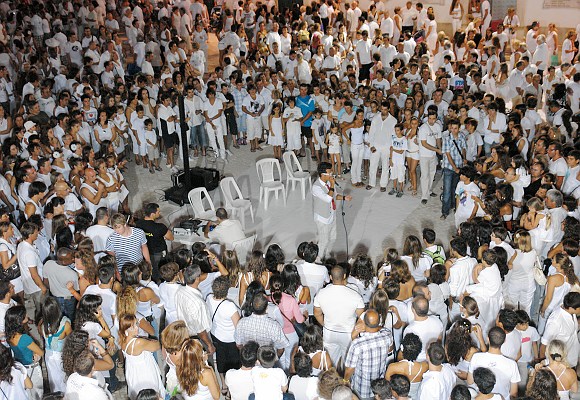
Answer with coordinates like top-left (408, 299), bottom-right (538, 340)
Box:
top-left (468, 327), bottom-right (521, 400)
top-left (175, 264), bottom-right (216, 355)
top-left (418, 112), bottom-right (442, 204)
top-left (203, 88), bottom-right (226, 160)
top-left (16, 222), bottom-right (46, 317)
top-left (532, 35), bottom-right (550, 77)
top-left (404, 296), bottom-right (443, 362)
top-left (496, 309), bottom-right (522, 363)
top-left (447, 237), bottom-right (477, 321)
top-left (366, 102), bottom-right (396, 191)
top-left (85, 208), bottom-right (114, 253)
top-left (313, 265), bottom-right (365, 365)
top-left (83, 264), bottom-right (117, 341)
top-left (204, 208), bottom-right (245, 250)
top-left (418, 342), bottom-right (456, 400)
top-left (65, 350), bottom-right (112, 400)
top-left (540, 292), bottom-right (580, 368)
top-left (226, 341), bottom-right (257, 400)
top-left (311, 163), bottom-right (353, 261)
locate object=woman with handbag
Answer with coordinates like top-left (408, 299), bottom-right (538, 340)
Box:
top-left (0, 221), bottom-right (22, 299)
top-left (269, 274), bottom-right (305, 372)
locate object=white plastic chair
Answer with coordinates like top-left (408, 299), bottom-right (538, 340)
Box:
top-left (232, 234), bottom-right (257, 265)
top-left (283, 151), bottom-right (312, 199)
top-left (256, 158), bottom-right (286, 210)
top-left (187, 187), bottom-right (217, 221)
top-left (219, 177), bottom-right (254, 229)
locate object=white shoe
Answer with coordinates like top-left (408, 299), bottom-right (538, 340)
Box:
top-left (170, 166), bottom-right (179, 173)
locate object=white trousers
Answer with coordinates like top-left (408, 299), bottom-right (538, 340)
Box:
top-left (281, 331), bottom-right (299, 371)
top-left (323, 328), bottom-right (352, 367)
top-left (350, 143), bottom-right (364, 184)
top-left (452, 18), bottom-right (462, 33)
top-left (206, 122), bottom-right (226, 159)
top-left (246, 116), bottom-right (262, 140)
top-left (420, 156), bottom-right (438, 200)
top-left (315, 219), bottom-right (337, 260)
top-left (368, 146), bottom-right (390, 188)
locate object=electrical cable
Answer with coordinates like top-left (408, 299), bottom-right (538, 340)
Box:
top-left (341, 198), bottom-right (348, 261)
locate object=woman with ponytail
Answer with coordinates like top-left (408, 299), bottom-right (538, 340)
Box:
top-left (269, 274), bottom-right (305, 371)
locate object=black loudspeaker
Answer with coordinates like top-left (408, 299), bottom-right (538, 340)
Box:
top-left (164, 185), bottom-right (190, 206)
top-left (164, 168), bottom-right (221, 206)
top-left (190, 167), bottom-right (220, 191)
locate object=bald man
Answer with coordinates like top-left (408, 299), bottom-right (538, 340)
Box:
top-left (344, 308), bottom-right (394, 399)
top-left (313, 265), bottom-right (364, 366)
top-left (48, 181), bottom-right (85, 217)
top-left (43, 247), bottom-right (80, 319)
top-left (403, 295), bottom-right (444, 362)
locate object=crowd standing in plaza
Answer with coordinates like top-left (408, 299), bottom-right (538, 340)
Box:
top-left (0, 0), bottom-right (579, 399)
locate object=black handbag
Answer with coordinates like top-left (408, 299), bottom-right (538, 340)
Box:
top-left (0, 243), bottom-right (20, 282)
top-left (0, 263), bottom-right (21, 282)
top-left (278, 306), bottom-right (307, 338)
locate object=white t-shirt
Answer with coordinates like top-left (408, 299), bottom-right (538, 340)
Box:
top-left (418, 122), bottom-right (441, 158)
top-left (549, 157), bottom-right (567, 178)
top-left (404, 316), bottom-right (444, 361)
top-left (86, 225), bottom-right (114, 253)
top-left (288, 375), bottom-right (318, 400)
top-left (251, 366), bottom-right (287, 400)
top-left (84, 285), bottom-right (117, 335)
top-left (517, 326), bottom-right (540, 363)
top-left (226, 369), bottom-right (254, 400)
top-left (469, 352), bottom-right (520, 399)
top-left (313, 284), bottom-right (364, 332)
top-left (203, 98), bottom-right (224, 120)
top-left (296, 261), bottom-right (329, 298)
top-left (501, 329), bottom-right (522, 361)
top-left (207, 295), bottom-right (239, 343)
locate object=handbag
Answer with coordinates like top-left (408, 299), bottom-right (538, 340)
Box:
top-left (277, 305), bottom-right (307, 338)
top-left (533, 255), bottom-right (547, 286)
top-left (0, 243), bottom-right (20, 282)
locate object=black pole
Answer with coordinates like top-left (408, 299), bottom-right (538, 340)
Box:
top-left (178, 94), bottom-right (191, 185)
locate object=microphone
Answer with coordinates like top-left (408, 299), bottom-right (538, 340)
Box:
top-left (333, 180), bottom-right (342, 188)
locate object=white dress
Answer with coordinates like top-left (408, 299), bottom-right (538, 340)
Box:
top-left (96, 174), bottom-right (121, 212)
top-left (283, 107), bottom-right (303, 151)
top-left (503, 249), bottom-right (537, 313)
top-left (94, 124), bottom-right (113, 154)
top-left (123, 337), bottom-right (165, 400)
top-left (268, 116), bottom-right (284, 146)
top-left (466, 264), bottom-right (504, 335)
top-left (426, 20), bottom-right (438, 52)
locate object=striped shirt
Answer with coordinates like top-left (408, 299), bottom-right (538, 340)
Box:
top-left (105, 227), bottom-right (147, 271)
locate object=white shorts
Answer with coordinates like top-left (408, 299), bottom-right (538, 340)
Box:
top-left (246, 117), bottom-right (262, 140)
top-left (391, 162), bottom-right (406, 182)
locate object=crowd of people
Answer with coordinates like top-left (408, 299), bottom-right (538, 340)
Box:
top-left (0, 0), bottom-right (580, 399)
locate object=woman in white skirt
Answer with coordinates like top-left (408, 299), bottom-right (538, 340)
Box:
top-left (283, 97), bottom-right (303, 155)
top-left (41, 297), bottom-right (71, 393)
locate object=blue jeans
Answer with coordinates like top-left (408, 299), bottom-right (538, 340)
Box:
top-left (106, 352), bottom-right (120, 391)
top-left (55, 296), bottom-right (76, 321)
top-left (190, 124), bottom-right (207, 148)
top-left (442, 168), bottom-right (460, 217)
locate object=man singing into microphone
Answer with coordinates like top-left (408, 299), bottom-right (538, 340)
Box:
top-left (312, 162), bottom-right (353, 261)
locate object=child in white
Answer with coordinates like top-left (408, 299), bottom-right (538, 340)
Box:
top-left (389, 124), bottom-right (407, 197)
top-left (310, 109), bottom-right (327, 163)
top-left (515, 310), bottom-right (540, 391)
top-left (363, 126), bottom-right (371, 183)
top-left (144, 119), bottom-right (160, 173)
top-left (130, 105), bottom-right (148, 165)
top-left (113, 105), bottom-right (127, 155)
top-left (455, 166), bottom-right (481, 228)
top-left (283, 98), bottom-right (303, 153)
top-left (326, 123), bottom-right (342, 178)
top-left (251, 346), bottom-right (288, 400)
